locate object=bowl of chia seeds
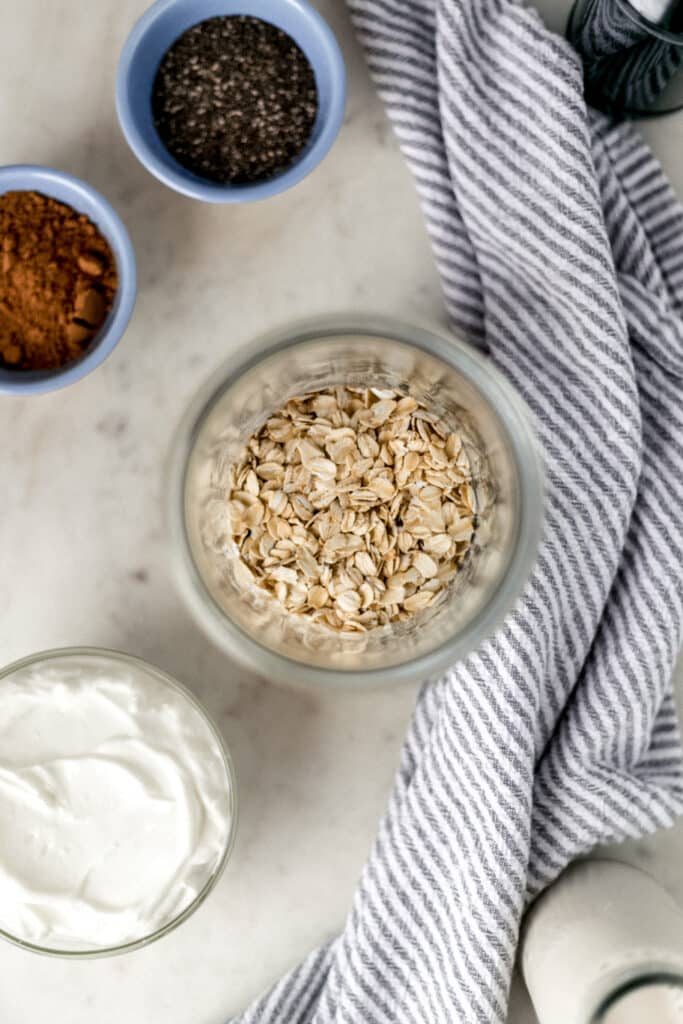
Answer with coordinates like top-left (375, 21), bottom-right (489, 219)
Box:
top-left (116, 0), bottom-right (346, 202)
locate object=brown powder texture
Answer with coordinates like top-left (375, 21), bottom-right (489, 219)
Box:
top-left (0, 190), bottom-right (118, 372)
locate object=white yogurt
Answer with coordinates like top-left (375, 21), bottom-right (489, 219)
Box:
top-left (0, 652), bottom-right (234, 952)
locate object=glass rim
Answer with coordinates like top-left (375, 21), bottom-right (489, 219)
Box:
top-left (167, 314), bottom-right (545, 689)
top-left (612, 0), bottom-right (683, 44)
top-left (592, 972), bottom-right (683, 1022)
top-left (0, 645), bottom-right (239, 959)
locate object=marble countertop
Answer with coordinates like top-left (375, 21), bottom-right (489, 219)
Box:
top-left (0, 2), bottom-right (681, 1022)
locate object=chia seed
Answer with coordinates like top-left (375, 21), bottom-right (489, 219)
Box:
top-left (151, 15), bottom-right (319, 185)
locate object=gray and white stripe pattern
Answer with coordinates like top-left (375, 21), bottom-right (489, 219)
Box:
top-left (232, 0), bottom-right (683, 1020)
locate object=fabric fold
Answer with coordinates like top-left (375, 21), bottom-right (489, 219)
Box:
top-left (233, 1), bottom-right (683, 1020)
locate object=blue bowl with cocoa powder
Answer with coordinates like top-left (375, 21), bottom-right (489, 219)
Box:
top-left (0, 165), bottom-right (137, 396)
top-left (116, 0), bottom-right (346, 202)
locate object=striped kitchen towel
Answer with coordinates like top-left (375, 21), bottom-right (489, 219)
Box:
top-left (234, 0), bottom-right (683, 1021)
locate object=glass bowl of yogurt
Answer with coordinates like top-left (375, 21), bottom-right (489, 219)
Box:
top-left (0, 647), bottom-right (237, 957)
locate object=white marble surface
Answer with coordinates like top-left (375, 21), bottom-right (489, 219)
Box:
top-left (0, 1), bottom-right (681, 1022)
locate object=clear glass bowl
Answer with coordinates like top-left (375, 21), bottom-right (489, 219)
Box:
top-left (168, 317), bottom-right (544, 688)
top-left (0, 646), bottom-right (238, 958)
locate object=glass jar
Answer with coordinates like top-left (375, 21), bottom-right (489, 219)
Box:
top-left (167, 316), bottom-right (544, 688)
top-left (522, 859), bottom-right (683, 1024)
top-left (568, 0), bottom-right (683, 116)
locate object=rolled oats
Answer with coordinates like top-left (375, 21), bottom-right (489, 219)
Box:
top-left (226, 386), bottom-right (476, 631)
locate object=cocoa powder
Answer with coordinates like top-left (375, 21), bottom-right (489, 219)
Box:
top-left (0, 191), bottom-right (118, 372)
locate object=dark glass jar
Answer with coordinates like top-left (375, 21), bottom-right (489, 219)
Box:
top-left (568, 0), bottom-right (683, 115)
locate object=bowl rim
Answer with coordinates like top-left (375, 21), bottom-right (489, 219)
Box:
top-left (0, 644), bottom-right (238, 958)
top-left (167, 315), bottom-right (545, 689)
top-left (0, 165), bottom-right (137, 396)
top-left (115, 0), bottom-right (347, 203)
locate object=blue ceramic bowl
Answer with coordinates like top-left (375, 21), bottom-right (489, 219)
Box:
top-left (116, 0), bottom-right (346, 203)
top-left (0, 166), bottom-right (137, 396)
